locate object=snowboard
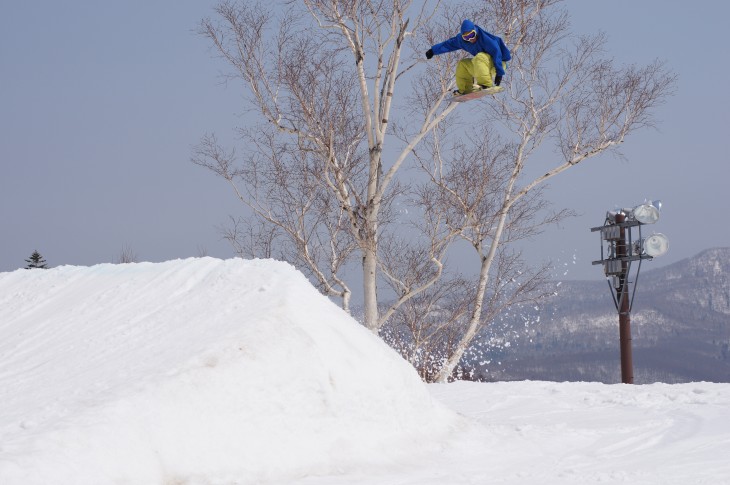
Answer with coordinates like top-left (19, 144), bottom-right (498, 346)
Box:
top-left (447, 85), bottom-right (504, 103)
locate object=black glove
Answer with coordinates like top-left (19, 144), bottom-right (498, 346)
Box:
top-left (426, 49), bottom-right (434, 60)
top-left (494, 75), bottom-right (502, 86)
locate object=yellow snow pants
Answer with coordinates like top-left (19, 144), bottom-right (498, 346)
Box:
top-left (455, 52), bottom-right (503, 94)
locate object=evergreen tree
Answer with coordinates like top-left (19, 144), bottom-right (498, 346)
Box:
top-left (25, 250), bottom-right (48, 269)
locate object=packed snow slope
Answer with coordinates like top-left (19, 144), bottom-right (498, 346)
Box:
top-left (2, 258), bottom-right (730, 485)
top-left (0, 258), bottom-right (458, 484)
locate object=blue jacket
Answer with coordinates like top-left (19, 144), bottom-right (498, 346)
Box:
top-left (430, 19), bottom-right (511, 77)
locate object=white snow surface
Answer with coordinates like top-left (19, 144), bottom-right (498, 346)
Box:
top-left (1, 258), bottom-right (729, 484)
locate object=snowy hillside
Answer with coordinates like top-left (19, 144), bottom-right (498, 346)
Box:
top-left (491, 248), bottom-right (730, 383)
top-left (0, 258), bottom-right (458, 484)
top-left (1, 258), bottom-right (729, 484)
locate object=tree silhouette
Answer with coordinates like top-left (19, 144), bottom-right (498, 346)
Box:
top-left (25, 250), bottom-right (48, 269)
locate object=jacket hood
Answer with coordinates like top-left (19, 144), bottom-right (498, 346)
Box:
top-left (460, 19), bottom-right (476, 35)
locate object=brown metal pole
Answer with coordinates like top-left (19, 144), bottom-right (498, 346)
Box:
top-left (615, 213), bottom-right (634, 384)
top-left (618, 291), bottom-right (633, 384)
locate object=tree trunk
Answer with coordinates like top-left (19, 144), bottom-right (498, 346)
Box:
top-left (362, 244), bottom-right (379, 332)
top-left (435, 195), bottom-right (515, 382)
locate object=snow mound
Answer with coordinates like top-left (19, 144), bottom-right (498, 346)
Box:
top-left (0, 258), bottom-right (458, 484)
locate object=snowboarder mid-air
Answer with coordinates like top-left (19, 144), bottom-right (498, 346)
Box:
top-left (426, 19), bottom-right (511, 95)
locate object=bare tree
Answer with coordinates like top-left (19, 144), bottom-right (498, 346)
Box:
top-left (218, 215), bottom-right (279, 260)
top-left (409, 0), bottom-right (675, 381)
top-left (194, 0), bottom-right (674, 380)
top-left (115, 244), bottom-right (139, 264)
top-left (384, 124), bottom-right (563, 381)
top-left (196, 245), bottom-right (209, 257)
top-left (195, 0), bottom-right (454, 330)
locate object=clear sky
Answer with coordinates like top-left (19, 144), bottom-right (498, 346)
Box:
top-left (2, 1), bottom-right (729, 280)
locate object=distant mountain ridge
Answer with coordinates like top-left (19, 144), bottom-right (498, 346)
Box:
top-left (482, 248), bottom-right (730, 384)
top-left (643, 247), bottom-right (730, 315)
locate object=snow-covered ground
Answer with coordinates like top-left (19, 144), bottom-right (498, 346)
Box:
top-left (1, 258), bottom-right (728, 484)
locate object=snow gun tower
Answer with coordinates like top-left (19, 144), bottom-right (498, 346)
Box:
top-left (591, 201), bottom-right (669, 384)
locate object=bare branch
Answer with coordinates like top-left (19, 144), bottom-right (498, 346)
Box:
top-left (196, 0), bottom-right (675, 381)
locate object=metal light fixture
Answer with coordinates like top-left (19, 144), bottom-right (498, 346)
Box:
top-left (591, 199), bottom-right (669, 384)
top-left (635, 233), bottom-right (669, 257)
top-left (630, 200), bottom-right (662, 225)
